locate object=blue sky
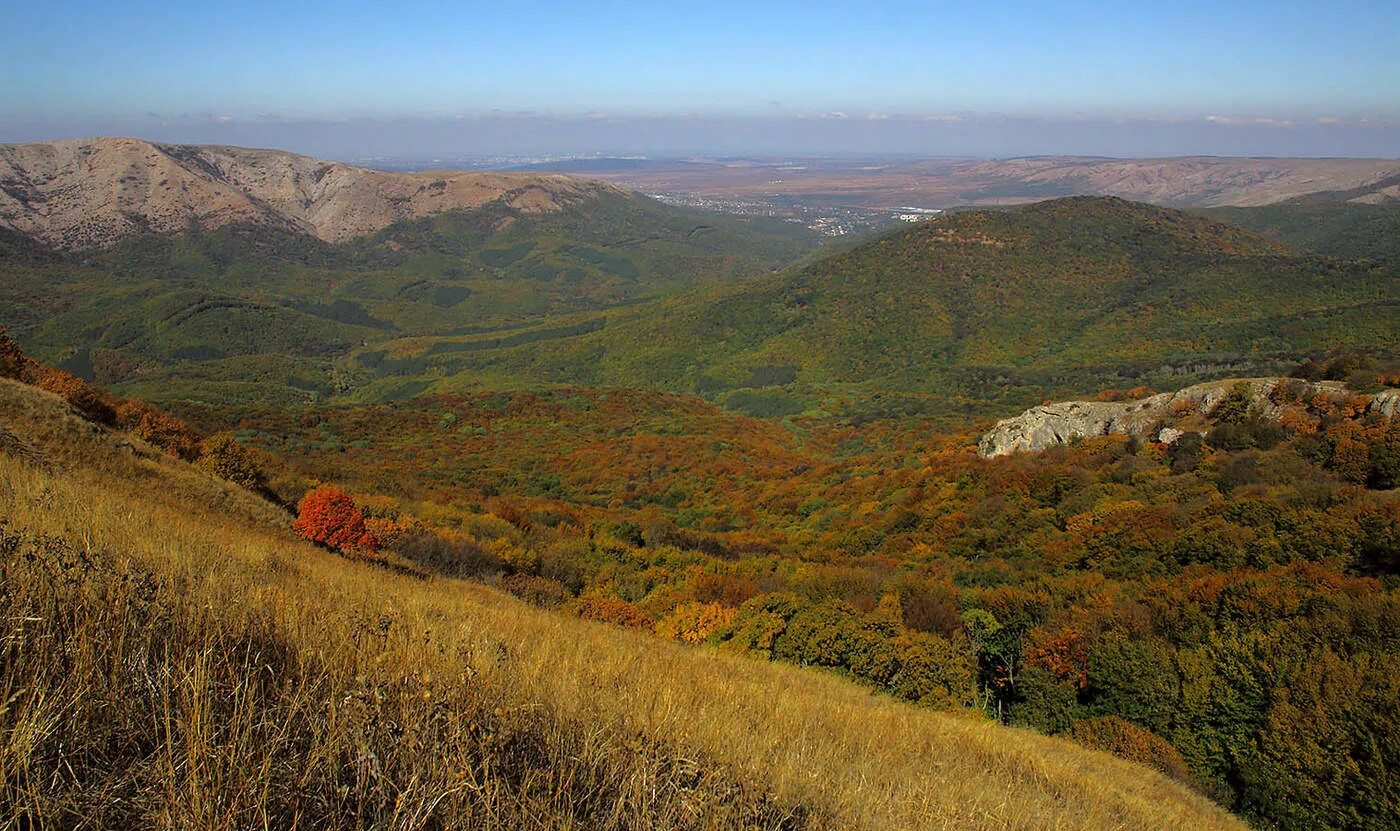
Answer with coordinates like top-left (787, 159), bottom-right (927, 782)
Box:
top-left (2, 1), bottom-right (1398, 156)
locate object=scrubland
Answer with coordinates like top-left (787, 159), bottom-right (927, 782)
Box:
top-left (0, 379), bottom-right (1241, 829)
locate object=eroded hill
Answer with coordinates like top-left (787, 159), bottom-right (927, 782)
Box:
top-left (0, 137), bottom-right (626, 249)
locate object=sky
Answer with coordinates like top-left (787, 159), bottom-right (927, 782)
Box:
top-left (2, 0), bottom-right (1398, 158)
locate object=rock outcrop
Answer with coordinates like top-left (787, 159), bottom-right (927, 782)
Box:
top-left (0, 137), bottom-right (623, 250)
top-left (978, 378), bottom-right (1397, 457)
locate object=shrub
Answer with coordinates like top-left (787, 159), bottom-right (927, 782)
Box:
top-left (1367, 427), bottom-right (1400, 490)
top-left (196, 432), bottom-right (268, 491)
top-left (32, 368), bottom-right (116, 425)
top-left (487, 537), bottom-right (541, 574)
top-left (574, 594), bottom-right (650, 629)
top-left (1168, 432), bottom-right (1205, 473)
top-left (655, 601), bottom-right (737, 644)
top-left (1289, 357), bottom-right (1324, 381)
top-left (1071, 716), bottom-right (1191, 782)
top-left (719, 604), bottom-right (791, 656)
top-left (363, 515), bottom-right (410, 550)
top-left (899, 579), bottom-right (964, 637)
top-left (1024, 628), bottom-right (1090, 690)
top-left (392, 527), bottom-right (495, 577)
top-left (1013, 667), bottom-right (1080, 733)
top-left (293, 486), bottom-right (378, 552)
top-left (500, 573), bottom-right (572, 609)
top-left (888, 632), bottom-right (978, 708)
top-left (0, 330), bottom-right (35, 381)
top-left (1210, 383), bottom-right (1255, 425)
top-left (609, 520), bottom-right (646, 547)
top-left (693, 572), bottom-right (759, 607)
top-left (773, 601), bottom-right (860, 667)
top-left (846, 627), bottom-right (901, 686)
top-left (1083, 638), bottom-right (1179, 735)
top-left (116, 401), bottom-right (201, 460)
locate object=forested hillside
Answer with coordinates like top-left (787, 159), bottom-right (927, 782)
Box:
top-left (377, 196), bottom-right (1398, 418)
top-left (1, 190), bottom-right (817, 404)
top-left (163, 344), bottom-right (1400, 831)
top-left (1200, 201), bottom-right (1400, 261)
top-left (5, 194), bottom-right (1395, 421)
top-left (0, 336), bottom-right (1242, 831)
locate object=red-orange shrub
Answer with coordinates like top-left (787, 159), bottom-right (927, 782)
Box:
top-left (574, 594), bottom-right (650, 629)
top-left (293, 486), bottom-right (379, 553)
top-left (32, 368), bottom-right (116, 425)
top-left (115, 400), bottom-right (201, 460)
top-left (1025, 628), bottom-right (1090, 690)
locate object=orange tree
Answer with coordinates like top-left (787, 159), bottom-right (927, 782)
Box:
top-left (293, 486), bottom-right (378, 553)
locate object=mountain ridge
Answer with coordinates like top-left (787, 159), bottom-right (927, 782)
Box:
top-left (417, 195), bottom-right (1394, 417)
top-left (552, 154), bottom-right (1400, 212)
top-left (956, 155), bottom-right (1400, 207)
top-left (0, 136), bottom-right (625, 249)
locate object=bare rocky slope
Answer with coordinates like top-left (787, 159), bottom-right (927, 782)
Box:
top-left (979, 378), bottom-right (1400, 456)
top-left (0, 137), bottom-right (623, 250)
top-left (954, 156), bottom-right (1400, 207)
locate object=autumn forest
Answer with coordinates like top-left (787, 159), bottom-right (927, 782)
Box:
top-left (0, 137), bottom-right (1398, 830)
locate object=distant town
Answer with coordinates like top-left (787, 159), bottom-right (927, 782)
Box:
top-left (645, 192), bottom-right (942, 236)
top-left (355, 153), bottom-right (948, 236)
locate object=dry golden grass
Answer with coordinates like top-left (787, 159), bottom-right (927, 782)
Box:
top-left (0, 379), bottom-right (1245, 830)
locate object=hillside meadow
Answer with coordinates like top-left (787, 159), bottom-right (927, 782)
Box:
top-left (0, 375), bottom-right (1245, 830)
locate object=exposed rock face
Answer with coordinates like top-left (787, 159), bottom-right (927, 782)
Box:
top-left (0, 137), bottom-right (623, 250)
top-left (977, 378), bottom-right (1397, 457)
top-left (1371, 390), bottom-right (1400, 418)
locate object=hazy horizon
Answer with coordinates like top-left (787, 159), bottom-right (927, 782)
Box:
top-left (4, 1), bottom-right (1398, 159)
top-left (4, 113), bottom-right (1400, 163)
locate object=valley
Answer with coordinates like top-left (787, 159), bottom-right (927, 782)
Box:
top-left (509, 154), bottom-right (1400, 235)
top-left (0, 371), bottom-right (1250, 830)
top-left (1, 137), bottom-right (1398, 831)
top-left (4, 144), bottom-right (1397, 421)
top-left (7, 3), bottom-right (1400, 828)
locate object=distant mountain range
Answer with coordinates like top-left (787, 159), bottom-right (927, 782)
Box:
top-left (945, 155), bottom-right (1400, 207)
top-left (0, 137), bottom-right (624, 249)
top-left (5, 140), bottom-right (1398, 254)
top-left (535, 154), bottom-right (1400, 210)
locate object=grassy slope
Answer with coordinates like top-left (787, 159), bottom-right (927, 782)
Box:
top-left (0, 377), bottom-right (1241, 830)
top-left (375, 196), bottom-right (1399, 418)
